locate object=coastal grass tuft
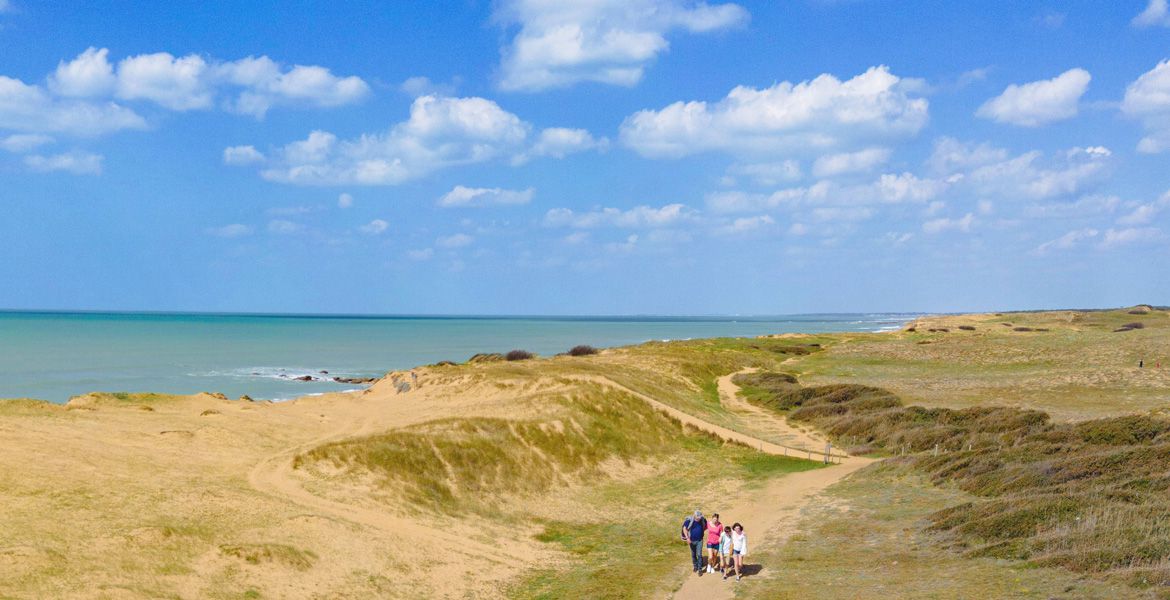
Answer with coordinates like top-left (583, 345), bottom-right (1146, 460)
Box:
top-left (506, 349), bottom-right (536, 361)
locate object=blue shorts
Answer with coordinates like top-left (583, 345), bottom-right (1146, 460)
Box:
top-left (707, 543), bottom-right (719, 550)
top-left (733, 549), bottom-right (742, 556)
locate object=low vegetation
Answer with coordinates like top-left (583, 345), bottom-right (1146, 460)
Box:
top-left (566, 344), bottom-right (599, 356)
top-left (505, 349), bottom-right (536, 361)
top-left (741, 373), bottom-right (1170, 591)
top-left (300, 388), bottom-right (717, 513)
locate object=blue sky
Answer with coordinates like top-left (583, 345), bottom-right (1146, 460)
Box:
top-left (1, 0), bottom-right (1169, 314)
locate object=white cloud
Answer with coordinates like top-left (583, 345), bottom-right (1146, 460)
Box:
top-left (726, 161), bottom-right (801, 186)
top-left (436, 233), bottom-right (474, 248)
top-left (267, 219), bottom-right (304, 234)
top-left (620, 66), bottom-right (928, 158)
top-left (222, 145), bottom-right (265, 165)
top-left (605, 234), bottom-right (639, 253)
top-left (116, 52), bottom-right (213, 111)
top-left (0, 133), bottom-right (53, 153)
top-left (976, 68), bottom-right (1090, 127)
top-left (23, 150), bottom-right (102, 175)
top-left (931, 140), bottom-right (1111, 200)
top-left (494, 0), bottom-right (748, 92)
top-left (358, 219), bottom-right (389, 235)
top-left (544, 203), bottom-right (696, 228)
top-left (259, 95), bottom-right (530, 185)
top-left (525, 127), bottom-right (607, 159)
top-left (205, 223), bottom-right (253, 238)
top-left (876, 172), bottom-right (946, 203)
top-left (34, 47), bottom-right (369, 118)
top-left (0, 75), bottom-right (146, 136)
top-left (216, 56), bottom-right (370, 117)
top-left (1133, 0), bottom-right (1170, 27)
top-left (1117, 190), bottom-right (1170, 225)
top-left (812, 147), bottom-right (890, 177)
top-left (338, 192), bottom-right (353, 208)
top-left (407, 248), bottom-right (434, 260)
top-left (717, 214), bottom-right (774, 234)
top-left (922, 213), bottom-right (974, 234)
top-left (1100, 227), bottom-right (1164, 248)
top-left (401, 76), bottom-right (456, 97)
top-left (1025, 194), bottom-right (1120, 219)
top-left (49, 47), bottom-right (116, 97)
top-left (1034, 228), bottom-right (1098, 254)
top-left (1122, 60), bottom-right (1170, 153)
top-left (927, 137), bottom-right (1009, 174)
top-left (810, 206), bottom-right (873, 223)
top-left (438, 185), bottom-right (534, 207)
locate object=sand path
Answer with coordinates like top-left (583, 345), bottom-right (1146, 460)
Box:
top-left (668, 369), bottom-right (873, 599)
top-left (715, 368), bottom-right (830, 452)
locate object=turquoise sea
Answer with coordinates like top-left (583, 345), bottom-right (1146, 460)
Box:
top-left (0, 311), bottom-right (915, 403)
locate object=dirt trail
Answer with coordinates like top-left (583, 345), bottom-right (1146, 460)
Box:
top-left (715, 368), bottom-right (829, 452)
top-left (669, 369), bottom-right (874, 600)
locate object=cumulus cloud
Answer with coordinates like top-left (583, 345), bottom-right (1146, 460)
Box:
top-left (205, 223), bottom-right (253, 238)
top-left (524, 127), bottom-right (608, 160)
top-left (215, 56), bottom-right (370, 117)
top-left (438, 185), bottom-right (535, 207)
top-left (494, 0), bottom-right (748, 92)
top-left (716, 214), bottom-right (774, 234)
top-left (23, 150), bottom-right (103, 175)
top-left (544, 203), bottom-right (696, 228)
top-left (436, 233), bottom-right (474, 248)
top-left (0, 133), bottom-right (53, 153)
top-left (256, 96), bottom-right (527, 185)
top-left (49, 47), bottom-right (116, 97)
top-left (976, 68), bottom-right (1090, 127)
top-left (726, 161), bottom-right (802, 186)
top-left (0, 75), bottom-right (146, 136)
top-left (922, 213), bottom-right (974, 234)
top-left (931, 139), bottom-right (1111, 200)
top-left (812, 147), bottom-right (891, 177)
top-left (620, 66), bottom-right (929, 158)
top-left (35, 47), bottom-right (368, 117)
top-left (1122, 60), bottom-right (1170, 153)
top-left (222, 145), bottom-right (265, 165)
top-left (1034, 228), bottom-right (1098, 254)
top-left (250, 95), bottom-right (602, 186)
top-left (358, 219), bottom-right (389, 235)
top-left (1133, 0), bottom-right (1170, 27)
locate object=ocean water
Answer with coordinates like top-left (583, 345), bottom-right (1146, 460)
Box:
top-left (0, 311), bottom-right (914, 403)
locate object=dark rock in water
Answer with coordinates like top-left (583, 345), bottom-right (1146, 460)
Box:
top-left (319, 370), bottom-right (329, 374)
top-left (251, 372), bottom-right (260, 376)
top-left (294, 375), bottom-right (313, 381)
top-left (332, 376), bottom-right (377, 384)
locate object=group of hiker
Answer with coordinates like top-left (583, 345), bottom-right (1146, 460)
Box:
top-left (681, 510), bottom-right (747, 581)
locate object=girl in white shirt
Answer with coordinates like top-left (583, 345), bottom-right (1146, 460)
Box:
top-left (730, 523), bottom-right (748, 581)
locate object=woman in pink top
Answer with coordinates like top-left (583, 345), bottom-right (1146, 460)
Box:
top-left (704, 513), bottom-right (724, 573)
